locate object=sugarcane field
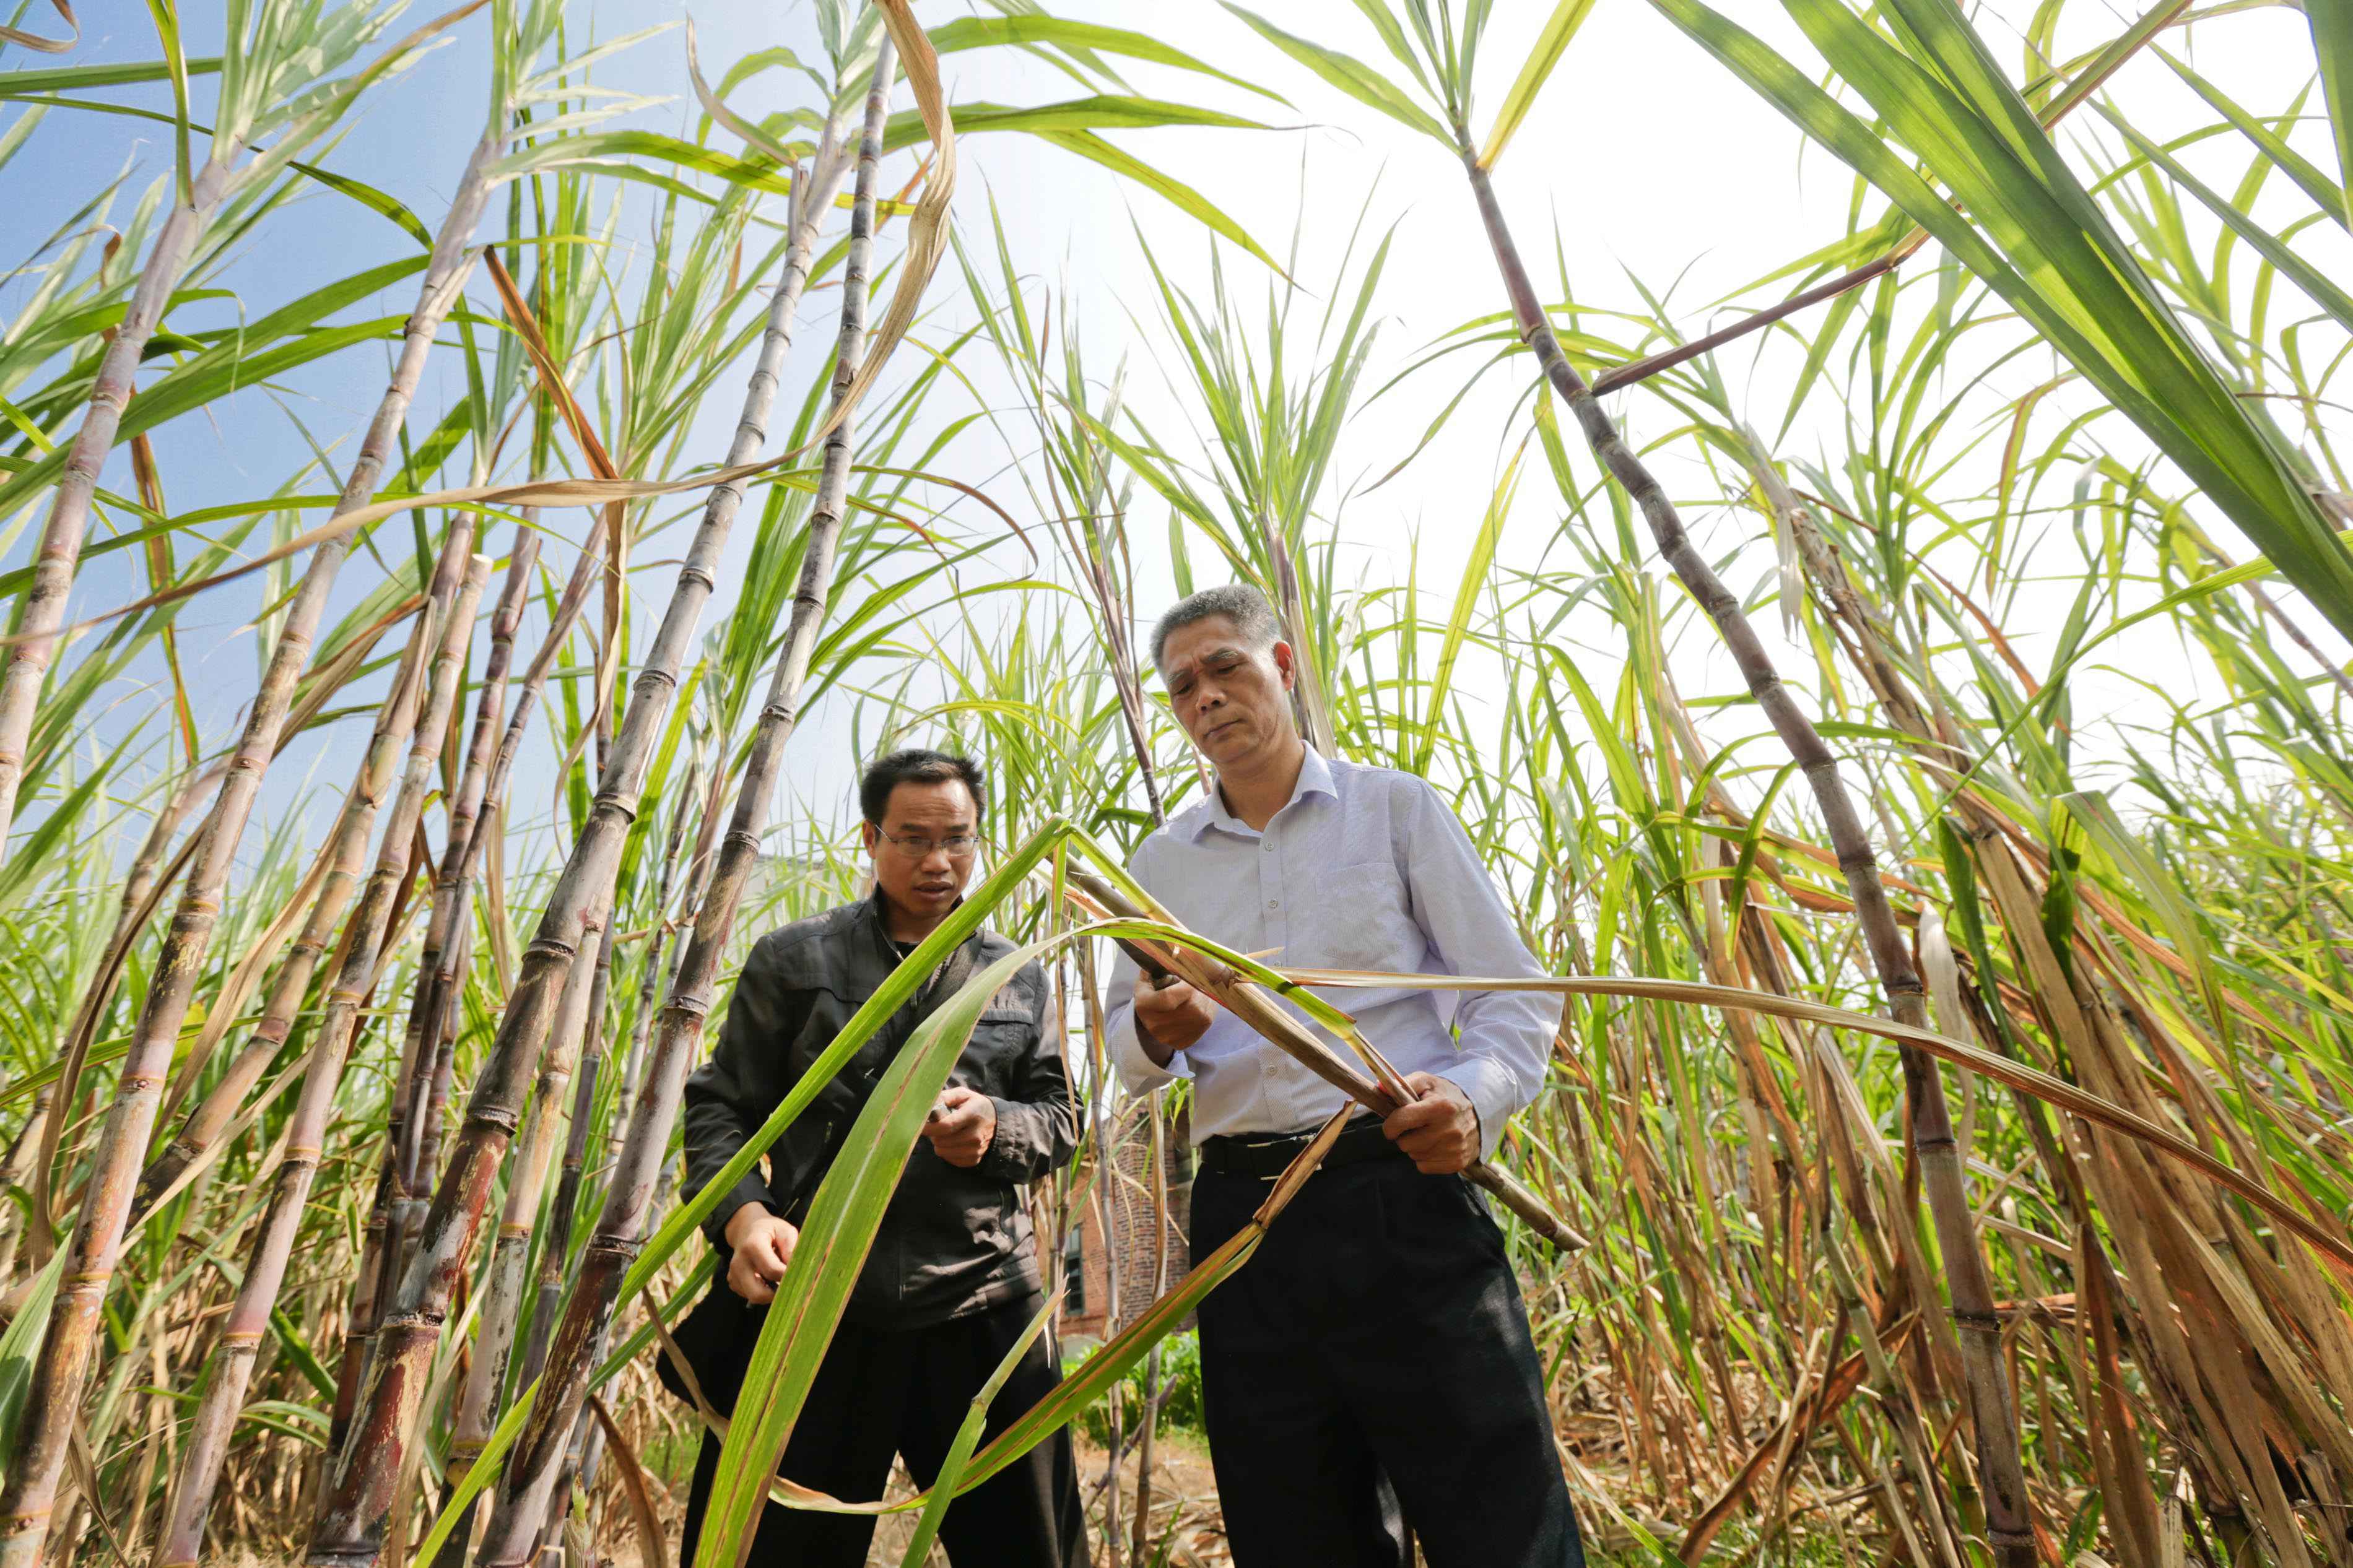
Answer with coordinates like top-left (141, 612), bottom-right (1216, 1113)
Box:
top-left (3, 0), bottom-right (2352, 1563)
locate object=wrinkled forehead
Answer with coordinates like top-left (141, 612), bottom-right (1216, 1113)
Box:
top-left (1156, 616), bottom-right (1265, 685)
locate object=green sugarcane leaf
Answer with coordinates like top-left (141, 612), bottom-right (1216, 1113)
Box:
top-left (0, 254), bottom-right (432, 519)
top-left (957, 1217), bottom-right (1260, 1492)
top-left (1416, 447), bottom-right (1519, 774)
top-left (1220, 4), bottom-right (1452, 145)
top-left (0, 54), bottom-right (221, 95)
top-left (2062, 789), bottom-right (2235, 1060)
top-left (487, 131), bottom-right (795, 195)
top-left (892, 1294), bottom-right (1062, 1565)
top-left (881, 96), bottom-right (1274, 155)
top-left (1032, 129), bottom-right (1285, 275)
top-left (2096, 100), bottom-right (2353, 333)
top-left (927, 16), bottom-right (1292, 105)
top-left (1655, 0), bottom-right (2353, 649)
top-left (1476, 0), bottom-right (1599, 168)
top-left (2157, 47), bottom-right (2347, 229)
top-left (2308, 0), bottom-right (2353, 226)
top-left (144, 0), bottom-right (194, 204)
top-left (0, 95), bottom-right (434, 245)
top-left (695, 933), bottom-right (1074, 1567)
top-left (0, 1254), bottom-right (66, 1471)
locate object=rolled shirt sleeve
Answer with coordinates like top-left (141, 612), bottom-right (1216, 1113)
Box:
top-left (1401, 779), bottom-right (1562, 1161)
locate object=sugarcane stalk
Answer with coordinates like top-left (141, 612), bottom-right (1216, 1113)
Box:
top-left (0, 121), bottom-right (500, 1568)
top-left (442, 914), bottom-right (615, 1568)
top-left (482, 917), bottom-right (621, 1556)
top-left (0, 158), bottom-right (234, 861)
top-left (129, 532), bottom-right (536, 1227)
top-left (466, 48), bottom-right (894, 1564)
top-left (432, 917), bottom-right (604, 1566)
top-left (1454, 140), bottom-right (2034, 1562)
top-left (522, 919), bottom-right (617, 1390)
top-left (303, 91), bottom-right (861, 1568)
top-left (331, 514), bottom-right (593, 1452)
top-left (606, 761), bottom-right (703, 1158)
top-left (147, 548), bottom-right (489, 1567)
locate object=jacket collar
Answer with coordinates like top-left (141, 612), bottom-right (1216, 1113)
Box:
top-left (862, 885), bottom-right (976, 954)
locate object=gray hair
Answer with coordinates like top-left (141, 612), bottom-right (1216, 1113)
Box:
top-left (1149, 584), bottom-right (1283, 669)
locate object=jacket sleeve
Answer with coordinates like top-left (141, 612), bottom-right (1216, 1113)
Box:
top-left (683, 935), bottom-right (808, 1245)
top-left (979, 961), bottom-right (1079, 1184)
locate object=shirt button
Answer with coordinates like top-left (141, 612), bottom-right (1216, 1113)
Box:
top-left (1263, 841), bottom-right (1274, 853)
top-left (1266, 899), bottom-right (1279, 910)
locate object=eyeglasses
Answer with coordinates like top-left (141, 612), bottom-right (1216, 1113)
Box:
top-left (876, 831), bottom-right (981, 860)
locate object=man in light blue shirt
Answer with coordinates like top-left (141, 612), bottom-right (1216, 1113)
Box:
top-left (1105, 584), bottom-right (1583, 1568)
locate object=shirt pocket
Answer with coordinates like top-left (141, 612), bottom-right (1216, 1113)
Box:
top-left (1301, 859), bottom-right (1422, 973)
top-left (958, 1002), bottom-right (1033, 1095)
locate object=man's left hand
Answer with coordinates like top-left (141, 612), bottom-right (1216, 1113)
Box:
top-left (922, 1085), bottom-right (996, 1167)
top-left (1381, 1072), bottom-right (1480, 1174)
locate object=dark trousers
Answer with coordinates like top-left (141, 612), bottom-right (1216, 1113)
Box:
top-left (1190, 1154), bottom-right (1585, 1568)
top-left (679, 1293), bottom-right (1088, 1568)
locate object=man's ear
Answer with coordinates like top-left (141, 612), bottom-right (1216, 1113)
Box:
top-left (860, 819), bottom-right (881, 852)
top-left (1272, 638), bottom-right (1297, 692)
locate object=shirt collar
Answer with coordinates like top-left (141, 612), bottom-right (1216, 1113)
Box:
top-left (1181, 745), bottom-right (1337, 842)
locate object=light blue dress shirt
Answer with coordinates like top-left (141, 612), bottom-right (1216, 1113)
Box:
top-left (1105, 748), bottom-right (1561, 1159)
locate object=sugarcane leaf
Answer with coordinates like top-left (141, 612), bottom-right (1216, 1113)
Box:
top-left (486, 130), bottom-right (795, 194)
top-left (1032, 129), bottom-right (1285, 275)
top-left (1476, 0), bottom-right (1599, 168)
top-left (0, 1254), bottom-right (65, 1471)
top-left (2157, 46), bottom-right (2347, 229)
top-left (2095, 100), bottom-right (2353, 332)
top-left (144, 0), bottom-right (194, 204)
top-left (958, 1223), bottom-right (1258, 1493)
top-left (0, 53), bottom-right (220, 95)
top-left (0, 254), bottom-right (432, 520)
top-left (1220, 4), bottom-right (1452, 144)
top-left (1655, 0), bottom-right (2353, 648)
top-left (927, 16), bottom-right (1291, 105)
top-left (1415, 446), bottom-right (1518, 774)
top-left (2308, 0), bottom-right (2353, 226)
top-left (270, 1307), bottom-right (338, 1401)
top-left (880, 95), bottom-right (1272, 154)
top-left (0, 95), bottom-right (435, 245)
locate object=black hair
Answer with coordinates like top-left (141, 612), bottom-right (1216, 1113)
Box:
top-left (859, 748), bottom-right (987, 825)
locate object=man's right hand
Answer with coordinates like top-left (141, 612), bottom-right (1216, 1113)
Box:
top-left (723, 1205), bottom-right (800, 1304)
top-left (1134, 976), bottom-right (1216, 1066)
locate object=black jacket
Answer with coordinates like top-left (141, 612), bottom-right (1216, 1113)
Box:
top-left (681, 893), bottom-right (1078, 1330)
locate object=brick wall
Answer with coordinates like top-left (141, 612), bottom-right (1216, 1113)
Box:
top-left (1063, 1097), bottom-right (1191, 1340)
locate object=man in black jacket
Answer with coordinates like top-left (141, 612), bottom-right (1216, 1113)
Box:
top-left (677, 748), bottom-right (1087, 1568)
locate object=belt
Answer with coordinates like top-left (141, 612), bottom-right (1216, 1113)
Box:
top-left (1198, 1115), bottom-right (1403, 1180)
